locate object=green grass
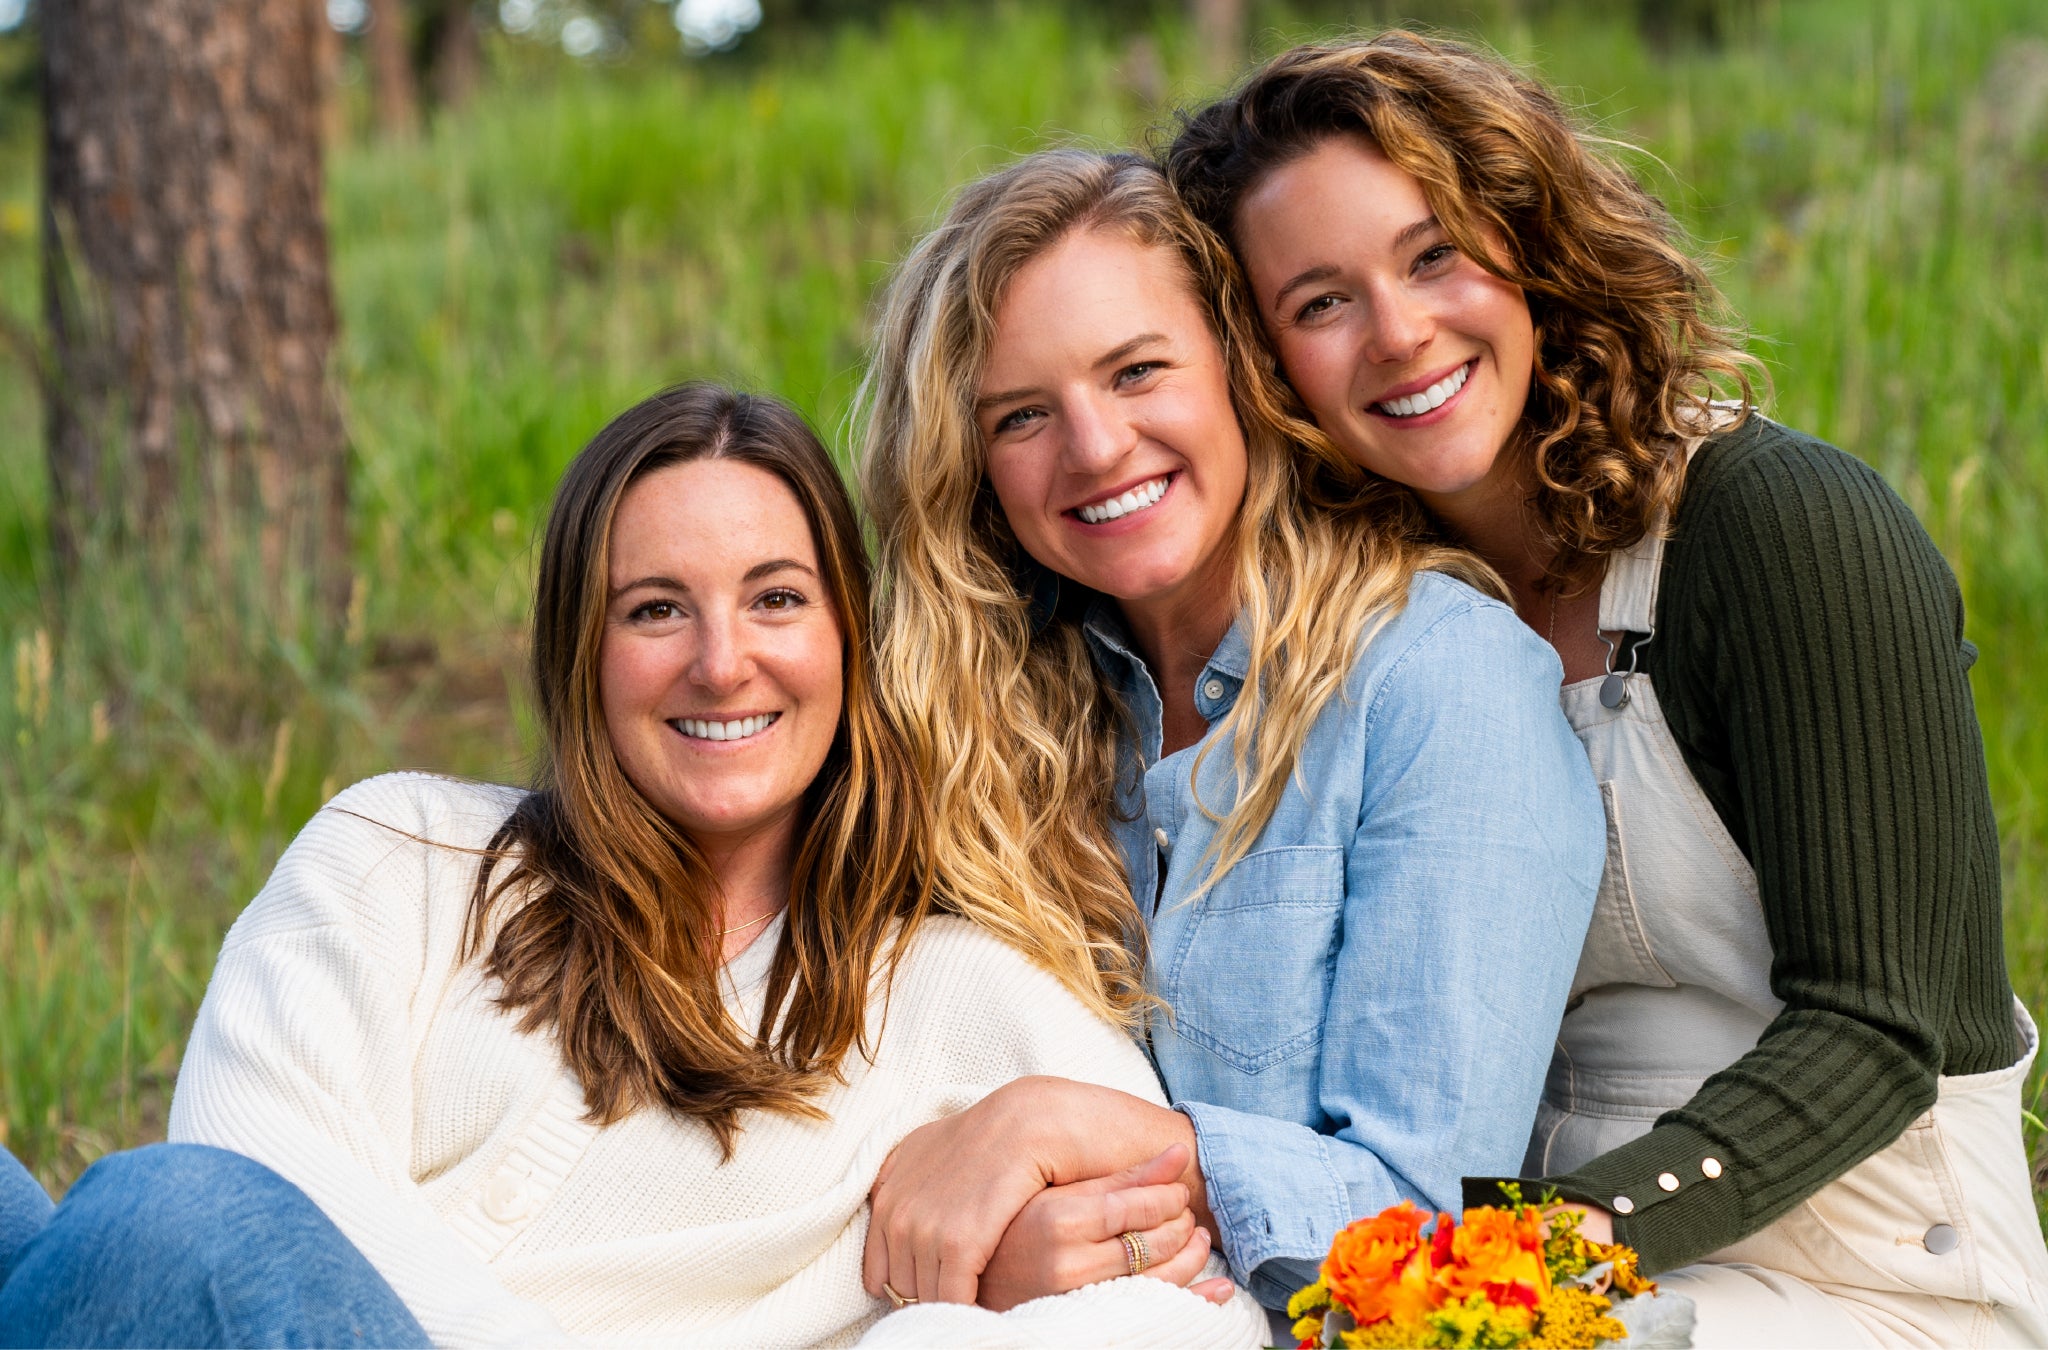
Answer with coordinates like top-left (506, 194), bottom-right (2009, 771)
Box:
top-left (0, 0), bottom-right (2043, 1224)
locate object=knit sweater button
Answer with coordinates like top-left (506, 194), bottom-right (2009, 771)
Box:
top-left (484, 1172), bottom-right (532, 1223)
top-left (1657, 1172), bottom-right (1680, 1192)
top-left (1700, 1157), bottom-right (1723, 1179)
top-left (1611, 1196), bottom-right (1635, 1215)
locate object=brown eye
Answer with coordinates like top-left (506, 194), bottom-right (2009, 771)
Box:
top-left (1295, 294), bottom-right (1341, 323)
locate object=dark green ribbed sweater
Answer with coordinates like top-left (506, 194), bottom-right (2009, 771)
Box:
top-left (1524, 415), bottom-right (2018, 1273)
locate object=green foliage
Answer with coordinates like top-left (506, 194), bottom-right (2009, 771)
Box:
top-left (0, 0), bottom-right (2043, 1233)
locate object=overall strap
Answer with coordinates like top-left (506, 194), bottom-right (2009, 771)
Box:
top-left (1598, 529), bottom-right (1667, 635)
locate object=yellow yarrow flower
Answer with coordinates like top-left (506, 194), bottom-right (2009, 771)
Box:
top-left (1527, 1288), bottom-right (1628, 1349)
top-left (1290, 1279), bottom-right (1333, 1320)
top-left (1338, 1316), bottom-right (1429, 1348)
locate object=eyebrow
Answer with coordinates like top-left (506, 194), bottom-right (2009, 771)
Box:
top-left (607, 559), bottom-right (817, 602)
top-left (1270, 215), bottom-right (1445, 309)
top-left (975, 332), bottom-right (1170, 412)
top-left (742, 558), bottom-right (818, 583)
top-left (610, 575), bottom-right (685, 601)
top-left (1393, 214), bottom-right (1445, 252)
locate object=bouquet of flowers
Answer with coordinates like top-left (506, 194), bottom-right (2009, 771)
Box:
top-left (1285, 1186), bottom-right (1689, 1349)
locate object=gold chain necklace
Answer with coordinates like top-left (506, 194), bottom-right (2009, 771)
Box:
top-left (717, 907), bottom-right (782, 937)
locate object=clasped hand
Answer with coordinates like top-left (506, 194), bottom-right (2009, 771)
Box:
top-left (862, 1077), bottom-right (1236, 1311)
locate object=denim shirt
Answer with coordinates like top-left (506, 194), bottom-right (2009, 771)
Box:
top-left (1083, 570), bottom-right (1603, 1309)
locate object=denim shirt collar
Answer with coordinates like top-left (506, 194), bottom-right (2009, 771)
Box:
top-left (1078, 598), bottom-right (1250, 759)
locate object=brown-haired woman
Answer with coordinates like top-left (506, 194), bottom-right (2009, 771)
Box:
top-left (140, 382), bottom-right (1262, 1346)
top-left (1166, 31), bottom-right (2048, 1346)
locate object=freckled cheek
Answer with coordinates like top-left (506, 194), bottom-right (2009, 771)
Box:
top-left (1277, 335), bottom-right (1351, 424)
top-left (987, 462), bottom-right (1064, 565)
top-left (598, 637), bottom-right (685, 724)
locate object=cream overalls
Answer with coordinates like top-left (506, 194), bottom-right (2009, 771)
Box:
top-left (1530, 523), bottom-right (2048, 1348)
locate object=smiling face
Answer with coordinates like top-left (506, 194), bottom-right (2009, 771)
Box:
top-left (976, 226), bottom-right (1248, 623)
top-left (599, 458), bottom-right (844, 857)
top-left (1233, 133), bottom-right (1536, 521)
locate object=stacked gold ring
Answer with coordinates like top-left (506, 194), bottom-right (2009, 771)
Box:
top-left (1118, 1229), bottom-right (1152, 1277)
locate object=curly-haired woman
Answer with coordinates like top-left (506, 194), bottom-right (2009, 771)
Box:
top-left (1165, 32), bottom-right (2048, 1346)
top-left (854, 148), bottom-right (1603, 1323)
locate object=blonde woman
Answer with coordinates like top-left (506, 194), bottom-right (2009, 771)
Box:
top-left (854, 150), bottom-right (1605, 1321)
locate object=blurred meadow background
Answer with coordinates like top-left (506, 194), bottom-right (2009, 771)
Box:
top-left (0, 0), bottom-right (2044, 1228)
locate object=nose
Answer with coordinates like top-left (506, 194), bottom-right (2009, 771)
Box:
top-left (1060, 389), bottom-right (1137, 475)
top-left (1362, 279), bottom-right (1434, 365)
top-left (687, 610), bottom-right (753, 694)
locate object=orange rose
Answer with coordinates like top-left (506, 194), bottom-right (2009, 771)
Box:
top-left (1438, 1206), bottom-right (1550, 1307)
top-left (1321, 1201), bottom-right (1448, 1325)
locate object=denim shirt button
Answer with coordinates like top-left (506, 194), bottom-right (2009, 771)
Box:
top-left (1153, 827), bottom-right (1171, 851)
top-left (1202, 678), bottom-right (1226, 702)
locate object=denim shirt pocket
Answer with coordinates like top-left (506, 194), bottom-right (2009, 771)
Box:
top-left (1160, 845), bottom-right (1345, 1075)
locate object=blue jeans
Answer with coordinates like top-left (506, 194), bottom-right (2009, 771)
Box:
top-left (0, 1142), bottom-right (427, 1348)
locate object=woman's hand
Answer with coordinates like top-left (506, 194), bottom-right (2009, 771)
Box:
top-left (1544, 1203), bottom-right (1615, 1244)
top-left (864, 1079), bottom-right (1069, 1307)
top-left (863, 1077), bottom-right (1215, 1307)
top-left (977, 1146), bottom-right (1230, 1311)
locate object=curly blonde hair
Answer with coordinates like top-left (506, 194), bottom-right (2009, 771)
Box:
top-left (855, 150), bottom-right (1493, 1022)
top-left (1164, 30), bottom-right (1765, 593)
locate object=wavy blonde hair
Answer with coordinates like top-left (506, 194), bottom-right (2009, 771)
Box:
top-left (1165, 31), bottom-right (1767, 594)
top-left (855, 151), bottom-right (1493, 1023)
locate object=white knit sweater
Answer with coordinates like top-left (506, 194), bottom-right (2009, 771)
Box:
top-left (168, 774), bottom-right (1263, 1348)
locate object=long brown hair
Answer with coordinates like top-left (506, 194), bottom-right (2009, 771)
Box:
top-left (472, 381), bottom-right (929, 1155)
top-left (856, 151), bottom-right (1491, 1019)
top-left (1164, 30), bottom-right (1765, 593)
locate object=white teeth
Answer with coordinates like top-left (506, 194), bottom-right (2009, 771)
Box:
top-left (1076, 476), bottom-right (1169, 525)
top-left (1377, 362), bottom-right (1470, 418)
top-left (675, 713), bottom-right (779, 742)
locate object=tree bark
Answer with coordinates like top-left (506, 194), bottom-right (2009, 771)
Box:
top-left (428, 0), bottom-right (482, 113)
top-left (1192, 0), bottom-right (1245, 84)
top-left (366, 0), bottom-right (421, 138)
top-left (42, 0), bottom-right (350, 613)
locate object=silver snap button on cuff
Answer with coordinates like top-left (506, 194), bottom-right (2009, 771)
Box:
top-left (1923, 1224), bottom-right (1960, 1255)
top-left (1611, 1196), bottom-right (1636, 1215)
top-left (1656, 1172), bottom-right (1680, 1192)
top-left (1700, 1157), bottom-right (1723, 1179)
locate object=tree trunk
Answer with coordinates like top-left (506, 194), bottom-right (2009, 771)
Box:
top-left (429, 0), bottom-right (482, 113)
top-left (366, 0), bottom-right (421, 139)
top-left (1192, 0), bottom-right (1245, 84)
top-left (42, 0), bottom-right (351, 614)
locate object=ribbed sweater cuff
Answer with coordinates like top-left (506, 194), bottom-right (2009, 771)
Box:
top-left (1542, 1123), bottom-right (1751, 1274)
